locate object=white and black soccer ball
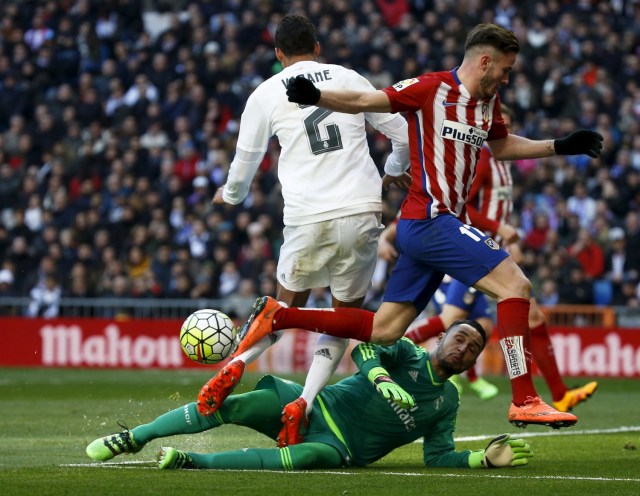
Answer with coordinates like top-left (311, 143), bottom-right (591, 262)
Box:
top-left (179, 309), bottom-right (237, 365)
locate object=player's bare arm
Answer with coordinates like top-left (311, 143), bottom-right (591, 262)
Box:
top-left (286, 75), bottom-right (392, 113)
top-left (377, 222), bottom-right (398, 262)
top-left (496, 223), bottom-right (519, 244)
top-left (212, 186), bottom-right (225, 205)
top-left (319, 88), bottom-right (392, 114)
top-left (489, 130), bottom-right (603, 161)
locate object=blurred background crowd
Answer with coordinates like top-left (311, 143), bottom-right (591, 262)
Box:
top-left (1, 0), bottom-right (640, 318)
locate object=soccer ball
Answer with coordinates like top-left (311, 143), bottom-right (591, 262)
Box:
top-left (179, 309), bottom-right (237, 365)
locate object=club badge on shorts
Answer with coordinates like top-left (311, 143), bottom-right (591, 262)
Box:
top-left (485, 238), bottom-right (499, 250)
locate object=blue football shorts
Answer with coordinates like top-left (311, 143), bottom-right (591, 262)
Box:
top-left (384, 214), bottom-right (509, 314)
top-left (431, 279), bottom-right (493, 320)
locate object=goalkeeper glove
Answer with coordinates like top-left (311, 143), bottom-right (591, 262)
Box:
top-left (373, 375), bottom-right (415, 409)
top-left (286, 75), bottom-right (321, 105)
top-left (468, 434), bottom-right (533, 468)
top-left (554, 129), bottom-right (603, 158)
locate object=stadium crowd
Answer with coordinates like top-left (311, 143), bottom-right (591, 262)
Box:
top-left (1, 0), bottom-right (640, 317)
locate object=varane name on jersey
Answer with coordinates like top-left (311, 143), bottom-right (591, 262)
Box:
top-left (280, 69), bottom-right (333, 88)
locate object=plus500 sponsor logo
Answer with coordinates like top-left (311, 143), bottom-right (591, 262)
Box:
top-left (40, 324), bottom-right (184, 367)
top-left (440, 120), bottom-right (487, 147)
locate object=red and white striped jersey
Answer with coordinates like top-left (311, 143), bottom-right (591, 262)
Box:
top-left (382, 69), bottom-right (508, 221)
top-left (466, 146), bottom-right (513, 239)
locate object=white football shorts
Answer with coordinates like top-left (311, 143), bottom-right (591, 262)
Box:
top-left (277, 212), bottom-right (383, 301)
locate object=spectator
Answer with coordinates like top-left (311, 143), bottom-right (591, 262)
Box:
top-left (151, 244), bottom-right (174, 295)
top-left (558, 264), bottom-right (594, 305)
top-left (567, 182), bottom-right (597, 229)
top-left (567, 228), bottom-right (605, 280)
top-left (0, 269), bottom-right (16, 296)
top-left (0, 0), bottom-right (639, 319)
top-left (26, 272), bottom-right (62, 318)
top-left (0, 268), bottom-right (18, 316)
top-left (603, 227), bottom-right (639, 304)
top-left (537, 278), bottom-right (559, 307)
top-left (523, 212), bottom-right (551, 252)
top-left (218, 260), bottom-right (241, 298)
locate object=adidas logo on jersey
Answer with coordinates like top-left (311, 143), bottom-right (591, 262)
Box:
top-left (408, 370), bottom-right (419, 382)
top-left (314, 348), bottom-right (332, 360)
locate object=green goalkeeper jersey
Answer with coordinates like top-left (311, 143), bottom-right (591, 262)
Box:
top-left (313, 337), bottom-right (471, 467)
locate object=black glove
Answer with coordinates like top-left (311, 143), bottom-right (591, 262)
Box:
top-left (554, 129), bottom-right (603, 158)
top-left (286, 75), bottom-right (321, 105)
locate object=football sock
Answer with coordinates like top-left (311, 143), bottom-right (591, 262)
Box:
top-left (132, 390), bottom-right (283, 444)
top-left (186, 442), bottom-right (342, 470)
top-left (233, 330), bottom-right (285, 365)
top-left (274, 307), bottom-right (374, 342)
top-left (300, 335), bottom-right (349, 414)
top-left (496, 298), bottom-right (537, 406)
top-left (132, 402), bottom-right (221, 444)
top-left (405, 315), bottom-right (445, 344)
top-left (466, 365), bottom-right (478, 383)
top-left (530, 322), bottom-right (567, 402)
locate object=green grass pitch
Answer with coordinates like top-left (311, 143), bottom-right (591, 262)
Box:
top-left (0, 368), bottom-right (638, 496)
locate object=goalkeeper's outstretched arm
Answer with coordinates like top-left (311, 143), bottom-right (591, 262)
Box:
top-left (424, 432), bottom-right (533, 469)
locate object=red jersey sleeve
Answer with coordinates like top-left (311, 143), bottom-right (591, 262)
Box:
top-left (382, 75), bottom-right (437, 113)
top-left (487, 98), bottom-right (508, 141)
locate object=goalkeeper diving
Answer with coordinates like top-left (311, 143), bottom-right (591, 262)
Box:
top-left (86, 320), bottom-right (532, 470)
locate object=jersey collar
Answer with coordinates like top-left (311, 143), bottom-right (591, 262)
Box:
top-left (451, 67), bottom-right (461, 85)
top-left (426, 354), bottom-right (446, 386)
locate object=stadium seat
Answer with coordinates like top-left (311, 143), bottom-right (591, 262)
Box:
top-left (592, 279), bottom-right (613, 306)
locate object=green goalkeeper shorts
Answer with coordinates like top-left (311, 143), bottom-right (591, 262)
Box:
top-left (255, 375), bottom-right (352, 466)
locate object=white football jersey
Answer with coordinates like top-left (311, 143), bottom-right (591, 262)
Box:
top-left (223, 60), bottom-right (409, 226)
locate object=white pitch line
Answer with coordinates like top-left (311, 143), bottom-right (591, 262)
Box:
top-left (63, 460), bottom-right (156, 469)
top-left (64, 425), bottom-right (640, 482)
top-left (452, 425), bottom-right (640, 442)
top-left (377, 472), bottom-right (640, 482)
top-left (61, 464), bottom-right (640, 483)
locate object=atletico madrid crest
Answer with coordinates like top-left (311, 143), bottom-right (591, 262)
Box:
top-left (482, 103), bottom-right (489, 122)
top-left (485, 238), bottom-right (499, 250)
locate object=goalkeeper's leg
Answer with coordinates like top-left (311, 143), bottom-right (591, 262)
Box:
top-left (87, 400), bottom-right (220, 462)
top-left (88, 390), bottom-right (284, 461)
top-left (198, 331), bottom-right (285, 415)
top-left (133, 390), bottom-right (283, 444)
top-left (162, 442), bottom-right (343, 470)
top-left (279, 335), bottom-right (348, 447)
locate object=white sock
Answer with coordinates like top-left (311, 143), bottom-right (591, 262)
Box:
top-left (232, 330), bottom-right (285, 365)
top-left (300, 335), bottom-right (349, 414)
top-left (230, 300), bottom-right (289, 365)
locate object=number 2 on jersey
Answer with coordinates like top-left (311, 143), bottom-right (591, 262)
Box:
top-left (304, 108), bottom-right (344, 155)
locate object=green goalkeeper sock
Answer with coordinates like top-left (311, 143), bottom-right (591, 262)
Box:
top-left (132, 402), bottom-right (220, 444)
top-left (132, 390), bottom-right (283, 445)
top-left (187, 443), bottom-right (342, 470)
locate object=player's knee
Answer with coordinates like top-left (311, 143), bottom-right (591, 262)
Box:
top-left (505, 274), bottom-right (531, 299)
top-left (371, 325), bottom-right (404, 346)
top-left (216, 394), bottom-right (248, 423)
top-left (529, 305), bottom-right (545, 327)
top-left (518, 276), bottom-right (532, 299)
top-left (290, 448), bottom-right (322, 469)
top-left (370, 304), bottom-right (416, 346)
